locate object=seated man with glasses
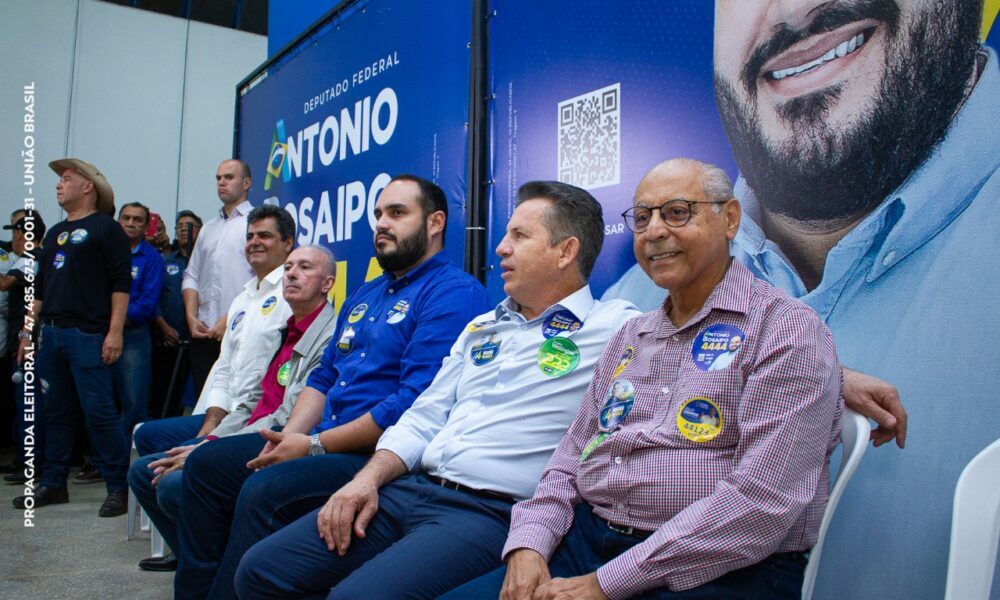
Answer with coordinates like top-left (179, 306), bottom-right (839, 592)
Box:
top-left (447, 158), bottom-right (843, 600)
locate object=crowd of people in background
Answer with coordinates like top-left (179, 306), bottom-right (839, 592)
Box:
top-left (0, 154), bottom-right (903, 599)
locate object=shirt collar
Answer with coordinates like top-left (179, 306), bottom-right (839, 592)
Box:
top-left (496, 284), bottom-right (595, 323)
top-left (383, 251), bottom-right (449, 286)
top-left (638, 259), bottom-right (755, 337)
top-left (246, 263), bottom-right (285, 293)
top-left (130, 240), bottom-right (146, 255)
top-left (287, 301), bottom-right (326, 335)
top-left (220, 200), bottom-right (252, 220)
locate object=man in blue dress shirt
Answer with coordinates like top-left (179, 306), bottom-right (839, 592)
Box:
top-left (171, 174), bottom-right (490, 599)
top-left (232, 181), bottom-right (641, 600)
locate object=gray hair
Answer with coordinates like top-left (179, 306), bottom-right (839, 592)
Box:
top-left (643, 158), bottom-right (734, 212)
top-left (294, 244), bottom-right (337, 277)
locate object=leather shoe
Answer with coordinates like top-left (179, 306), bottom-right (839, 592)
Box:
top-left (4, 472), bottom-right (28, 484)
top-left (73, 467), bottom-right (103, 484)
top-left (12, 486), bottom-right (69, 509)
top-left (98, 491), bottom-right (127, 517)
top-left (138, 554), bottom-right (178, 572)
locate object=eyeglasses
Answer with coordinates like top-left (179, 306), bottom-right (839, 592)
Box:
top-left (621, 199), bottom-right (729, 232)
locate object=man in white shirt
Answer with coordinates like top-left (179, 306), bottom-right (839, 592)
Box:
top-left (233, 181), bottom-right (641, 600)
top-left (133, 205), bottom-right (294, 458)
top-left (182, 159), bottom-right (255, 395)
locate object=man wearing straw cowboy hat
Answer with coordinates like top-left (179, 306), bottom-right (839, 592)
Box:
top-left (13, 158), bottom-right (133, 518)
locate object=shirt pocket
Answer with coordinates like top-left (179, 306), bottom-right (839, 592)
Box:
top-left (662, 366), bottom-right (743, 449)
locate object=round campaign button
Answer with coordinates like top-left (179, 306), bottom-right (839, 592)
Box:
top-left (131, 265), bottom-right (140, 280)
top-left (337, 326), bottom-right (356, 354)
top-left (53, 251), bottom-right (66, 270)
top-left (347, 303), bottom-right (368, 324)
top-left (57, 232), bottom-right (69, 245)
top-left (466, 319), bottom-right (497, 333)
top-left (612, 346), bottom-right (634, 379)
top-left (69, 228), bottom-right (88, 244)
top-left (470, 333), bottom-right (501, 366)
top-left (276, 361), bottom-right (291, 386)
top-left (386, 299), bottom-right (409, 324)
top-left (599, 378), bottom-right (635, 431)
top-left (0, 249), bottom-right (8, 262)
top-left (676, 397), bottom-right (723, 442)
top-left (691, 324), bottom-right (746, 371)
top-left (230, 310), bottom-right (246, 331)
top-left (537, 337), bottom-right (580, 377)
top-left (166, 263), bottom-right (180, 276)
top-left (541, 310), bottom-right (583, 339)
top-left (261, 296), bottom-right (278, 316)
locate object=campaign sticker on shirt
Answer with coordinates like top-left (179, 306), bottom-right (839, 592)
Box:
top-left (276, 361), bottom-right (291, 386)
top-left (131, 265), bottom-right (140, 280)
top-left (230, 310), bottom-right (246, 331)
top-left (538, 337), bottom-right (580, 377)
top-left (466, 318), bottom-right (497, 333)
top-left (541, 310), bottom-right (583, 339)
top-left (52, 251), bottom-right (66, 270)
top-left (347, 303), bottom-right (368, 324)
top-left (612, 346), bottom-right (635, 379)
top-left (0, 249), bottom-right (8, 262)
top-left (579, 432), bottom-right (610, 462)
top-left (166, 263), bottom-right (180, 276)
top-left (260, 296), bottom-right (278, 316)
top-left (337, 326), bottom-right (356, 354)
top-left (470, 333), bottom-right (501, 366)
top-left (599, 378), bottom-right (635, 431)
top-left (677, 397), bottom-right (723, 442)
top-left (56, 232), bottom-right (69, 245)
top-left (386, 299), bottom-right (410, 324)
top-left (692, 324), bottom-right (746, 372)
top-left (70, 228), bottom-right (88, 244)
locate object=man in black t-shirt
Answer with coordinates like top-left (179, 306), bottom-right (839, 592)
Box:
top-left (12, 158), bottom-right (132, 518)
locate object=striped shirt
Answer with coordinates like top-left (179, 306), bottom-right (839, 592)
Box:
top-left (503, 260), bottom-right (843, 598)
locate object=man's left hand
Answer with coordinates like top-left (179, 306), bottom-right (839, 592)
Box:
top-left (148, 444), bottom-right (197, 485)
top-left (102, 330), bottom-right (123, 364)
top-left (532, 573), bottom-right (608, 600)
top-left (842, 367), bottom-right (907, 448)
top-left (246, 429), bottom-right (310, 470)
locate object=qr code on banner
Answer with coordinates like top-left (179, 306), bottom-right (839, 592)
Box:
top-left (558, 83), bottom-right (620, 190)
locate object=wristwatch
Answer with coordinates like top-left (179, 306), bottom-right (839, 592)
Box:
top-left (308, 434), bottom-right (326, 456)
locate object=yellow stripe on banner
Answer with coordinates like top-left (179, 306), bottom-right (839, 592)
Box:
top-left (984, 0), bottom-right (999, 42)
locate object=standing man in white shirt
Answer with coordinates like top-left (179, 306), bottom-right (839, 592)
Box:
top-left (182, 159), bottom-right (255, 396)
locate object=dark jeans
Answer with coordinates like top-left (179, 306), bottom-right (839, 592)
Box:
top-left (133, 414), bottom-right (203, 457)
top-left (443, 503), bottom-right (807, 600)
top-left (114, 323), bottom-right (152, 440)
top-left (175, 432), bottom-right (369, 600)
top-left (11, 356), bottom-right (44, 469)
top-left (234, 475), bottom-right (514, 600)
top-left (188, 337), bottom-right (220, 398)
top-left (37, 324), bottom-right (128, 493)
top-left (127, 437), bottom-right (200, 554)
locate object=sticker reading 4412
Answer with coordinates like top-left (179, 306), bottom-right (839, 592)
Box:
top-left (677, 397), bottom-right (723, 442)
top-left (537, 337), bottom-right (580, 377)
top-left (692, 324), bottom-right (746, 371)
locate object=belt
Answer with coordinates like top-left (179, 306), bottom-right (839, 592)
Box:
top-left (426, 475), bottom-right (516, 504)
top-left (602, 517), bottom-right (656, 539)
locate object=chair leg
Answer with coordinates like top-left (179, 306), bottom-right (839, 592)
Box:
top-left (140, 507), bottom-right (151, 532)
top-left (126, 486), bottom-right (138, 540)
top-left (150, 524), bottom-right (165, 558)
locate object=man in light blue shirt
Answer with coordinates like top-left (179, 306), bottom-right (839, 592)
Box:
top-left (233, 181), bottom-right (640, 600)
top-left (606, 2), bottom-right (999, 597)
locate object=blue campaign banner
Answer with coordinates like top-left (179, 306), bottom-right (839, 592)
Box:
top-left (490, 2), bottom-right (1000, 600)
top-left (486, 1), bottom-right (734, 303)
top-left (237, 0), bottom-right (471, 315)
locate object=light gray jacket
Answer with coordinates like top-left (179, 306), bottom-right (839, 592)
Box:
top-left (209, 302), bottom-right (337, 438)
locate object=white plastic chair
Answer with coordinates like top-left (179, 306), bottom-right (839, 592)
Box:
top-left (944, 437), bottom-right (1000, 600)
top-left (125, 422), bottom-right (167, 558)
top-left (802, 408), bottom-right (871, 600)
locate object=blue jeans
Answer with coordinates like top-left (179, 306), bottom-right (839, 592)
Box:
top-left (12, 357), bottom-right (44, 469)
top-left (174, 431), bottom-right (368, 600)
top-left (133, 414), bottom-right (204, 456)
top-left (127, 439), bottom-right (200, 555)
top-left (114, 323), bottom-right (152, 440)
top-left (443, 503), bottom-right (807, 600)
top-left (234, 475), bottom-right (514, 600)
top-left (37, 324), bottom-right (128, 492)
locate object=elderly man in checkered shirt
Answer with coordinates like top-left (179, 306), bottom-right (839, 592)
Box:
top-left (447, 158), bottom-right (843, 600)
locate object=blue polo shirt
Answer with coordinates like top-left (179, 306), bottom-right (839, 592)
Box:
top-left (307, 252), bottom-right (490, 432)
top-left (158, 250), bottom-right (189, 337)
top-left (127, 240), bottom-right (164, 325)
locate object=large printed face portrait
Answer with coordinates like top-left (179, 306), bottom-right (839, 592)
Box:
top-left (713, 0), bottom-right (982, 224)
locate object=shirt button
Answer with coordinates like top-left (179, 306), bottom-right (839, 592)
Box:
top-left (495, 383), bottom-right (504, 389)
top-left (662, 386), bottom-right (670, 394)
top-left (339, 381), bottom-right (346, 387)
top-left (360, 352), bottom-right (366, 358)
top-left (614, 456), bottom-right (623, 464)
top-left (672, 335), bottom-right (679, 342)
top-left (615, 502), bottom-right (626, 511)
top-left (389, 288), bottom-right (395, 294)
top-left (369, 317), bottom-right (375, 322)
top-left (882, 250), bottom-right (896, 266)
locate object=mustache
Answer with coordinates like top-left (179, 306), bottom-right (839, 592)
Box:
top-left (375, 231), bottom-right (397, 242)
top-left (740, 0), bottom-right (900, 96)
